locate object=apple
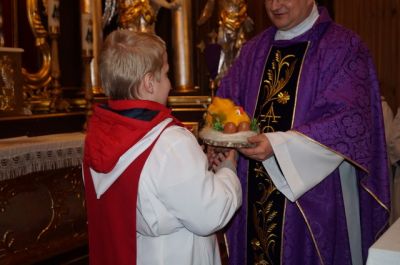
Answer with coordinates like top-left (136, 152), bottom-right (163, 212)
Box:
top-left (223, 122), bottom-right (238, 134)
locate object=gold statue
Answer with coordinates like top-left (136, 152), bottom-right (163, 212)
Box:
top-left (198, 0), bottom-right (253, 81)
top-left (102, 0), bottom-right (195, 92)
top-left (104, 0), bottom-right (180, 32)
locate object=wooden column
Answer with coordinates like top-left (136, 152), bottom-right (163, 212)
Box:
top-left (335, 0), bottom-right (400, 110)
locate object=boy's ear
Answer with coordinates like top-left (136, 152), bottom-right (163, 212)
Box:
top-left (143, 73), bottom-right (154, 94)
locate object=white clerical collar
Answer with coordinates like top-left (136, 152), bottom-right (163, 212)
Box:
top-left (275, 3), bottom-right (319, 41)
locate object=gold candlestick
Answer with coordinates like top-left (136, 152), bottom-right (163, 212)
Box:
top-left (48, 26), bottom-right (63, 112)
top-left (209, 78), bottom-right (216, 98)
top-left (82, 49), bottom-right (93, 131)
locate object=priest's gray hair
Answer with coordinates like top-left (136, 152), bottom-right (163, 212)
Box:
top-left (99, 29), bottom-right (166, 99)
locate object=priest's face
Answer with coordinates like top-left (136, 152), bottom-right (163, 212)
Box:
top-left (265, 0), bottom-right (315, 31)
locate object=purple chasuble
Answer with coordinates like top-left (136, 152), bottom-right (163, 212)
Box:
top-left (217, 7), bottom-right (390, 265)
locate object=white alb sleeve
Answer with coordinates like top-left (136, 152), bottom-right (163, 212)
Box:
top-left (156, 127), bottom-right (242, 236)
top-left (263, 131), bottom-right (343, 201)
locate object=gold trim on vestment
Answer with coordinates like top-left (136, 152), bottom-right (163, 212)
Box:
top-left (252, 46), bottom-right (273, 119)
top-left (279, 199), bottom-right (287, 265)
top-left (291, 42), bottom-right (310, 128)
top-left (360, 183), bottom-right (390, 241)
top-left (295, 201), bottom-right (325, 265)
top-left (360, 183), bottom-right (390, 213)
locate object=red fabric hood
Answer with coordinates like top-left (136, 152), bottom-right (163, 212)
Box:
top-left (84, 100), bottom-right (177, 173)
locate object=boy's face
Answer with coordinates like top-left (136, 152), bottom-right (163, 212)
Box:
top-left (153, 53), bottom-right (171, 105)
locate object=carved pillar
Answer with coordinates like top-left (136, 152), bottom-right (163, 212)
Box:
top-left (0, 2), bottom-right (4, 47)
top-left (91, 0), bottom-right (103, 95)
top-left (172, 0), bottom-right (195, 92)
top-left (81, 0), bottom-right (94, 130)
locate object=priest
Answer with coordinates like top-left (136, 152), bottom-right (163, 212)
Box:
top-left (216, 0), bottom-right (391, 264)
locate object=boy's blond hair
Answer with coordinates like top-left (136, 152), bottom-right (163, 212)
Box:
top-left (99, 29), bottom-right (166, 99)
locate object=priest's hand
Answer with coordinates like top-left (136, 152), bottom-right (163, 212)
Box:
top-left (239, 133), bottom-right (274, 161)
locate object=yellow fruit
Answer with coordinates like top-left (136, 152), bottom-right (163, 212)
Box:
top-left (225, 106), bottom-right (250, 126)
top-left (208, 97), bottom-right (235, 115)
top-left (206, 97), bottom-right (250, 128)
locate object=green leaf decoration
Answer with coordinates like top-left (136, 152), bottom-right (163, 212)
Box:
top-left (213, 119), bottom-right (224, 131)
top-left (250, 118), bottom-right (259, 132)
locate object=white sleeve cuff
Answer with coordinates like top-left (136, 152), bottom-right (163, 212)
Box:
top-left (262, 131), bottom-right (343, 201)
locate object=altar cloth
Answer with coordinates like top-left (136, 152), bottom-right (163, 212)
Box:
top-left (0, 132), bottom-right (85, 180)
top-left (366, 217), bottom-right (400, 265)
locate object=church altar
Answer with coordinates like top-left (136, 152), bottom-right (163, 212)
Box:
top-left (0, 132), bottom-right (87, 264)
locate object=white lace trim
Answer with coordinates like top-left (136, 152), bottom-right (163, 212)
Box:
top-left (0, 132), bottom-right (84, 180)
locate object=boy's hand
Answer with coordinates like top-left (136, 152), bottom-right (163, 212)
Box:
top-left (206, 145), bottom-right (237, 171)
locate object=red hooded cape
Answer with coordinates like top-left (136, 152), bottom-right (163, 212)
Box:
top-left (83, 100), bottom-right (181, 265)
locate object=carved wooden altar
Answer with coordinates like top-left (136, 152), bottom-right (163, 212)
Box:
top-left (0, 133), bottom-right (87, 264)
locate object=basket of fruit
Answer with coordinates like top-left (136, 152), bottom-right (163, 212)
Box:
top-left (199, 97), bottom-right (259, 148)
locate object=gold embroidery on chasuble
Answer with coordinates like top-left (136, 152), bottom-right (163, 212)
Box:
top-left (247, 42), bottom-right (309, 265)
